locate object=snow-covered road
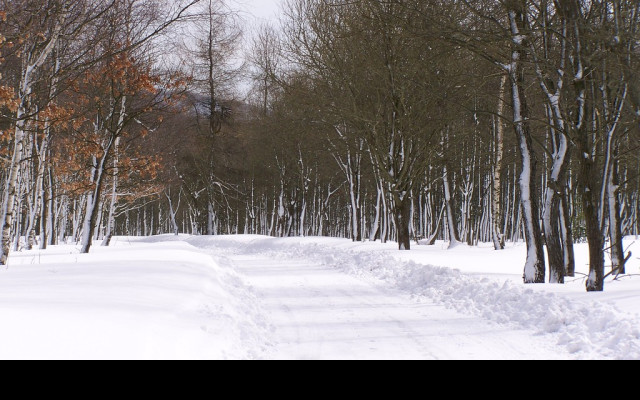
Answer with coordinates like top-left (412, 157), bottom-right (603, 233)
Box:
top-left (213, 250), bottom-right (570, 360)
top-left (190, 235), bottom-right (640, 360)
top-left (3, 235), bottom-right (639, 360)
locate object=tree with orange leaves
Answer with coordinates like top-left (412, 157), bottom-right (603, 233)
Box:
top-left (0, 10), bottom-right (13, 112)
top-left (0, 0), bottom-right (198, 262)
top-left (0, 10), bottom-right (15, 163)
top-left (69, 1), bottom-right (191, 253)
top-left (0, 0), bottom-right (71, 265)
top-left (0, 25), bottom-right (17, 119)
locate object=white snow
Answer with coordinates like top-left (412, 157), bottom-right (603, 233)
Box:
top-left (0, 238), bottom-right (270, 360)
top-left (2, 235), bottom-right (640, 360)
top-left (195, 236), bottom-right (640, 359)
top-left (512, 35), bottom-right (526, 45)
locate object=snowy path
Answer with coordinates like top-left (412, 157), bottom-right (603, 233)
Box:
top-left (222, 252), bottom-right (570, 360)
top-left (6, 235), bottom-right (637, 359)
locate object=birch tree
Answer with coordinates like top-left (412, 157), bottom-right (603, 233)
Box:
top-left (492, 75), bottom-right (508, 251)
top-left (1, 0), bottom-right (70, 265)
top-left (73, 0), bottom-right (195, 253)
top-left (505, 1), bottom-right (546, 283)
top-left (493, 1), bottom-right (577, 283)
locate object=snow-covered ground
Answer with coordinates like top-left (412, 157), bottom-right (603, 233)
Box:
top-left (0, 239), bottom-right (270, 360)
top-left (1, 235), bottom-right (639, 359)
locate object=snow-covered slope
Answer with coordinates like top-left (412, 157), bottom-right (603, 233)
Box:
top-left (0, 239), bottom-right (270, 360)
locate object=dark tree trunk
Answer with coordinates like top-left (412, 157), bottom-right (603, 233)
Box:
top-left (394, 194), bottom-right (412, 251)
top-left (560, 193), bottom-right (576, 277)
top-left (579, 119), bottom-right (605, 292)
top-left (543, 129), bottom-right (571, 284)
top-left (582, 163), bottom-right (605, 292)
top-left (609, 156), bottom-right (626, 275)
top-left (545, 192), bottom-right (565, 284)
top-left (443, 164), bottom-right (460, 248)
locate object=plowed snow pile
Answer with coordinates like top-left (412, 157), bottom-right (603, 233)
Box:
top-left (189, 235), bottom-right (640, 360)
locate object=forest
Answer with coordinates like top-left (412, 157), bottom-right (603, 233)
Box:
top-left (1, 0), bottom-right (640, 293)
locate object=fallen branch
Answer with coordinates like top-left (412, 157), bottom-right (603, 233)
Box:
top-left (613, 274), bottom-right (640, 282)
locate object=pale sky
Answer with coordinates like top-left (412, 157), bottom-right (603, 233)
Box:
top-left (235, 0), bottom-right (282, 23)
top-left (231, 0), bottom-right (283, 97)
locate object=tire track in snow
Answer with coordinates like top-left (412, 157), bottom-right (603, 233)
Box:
top-left (192, 237), bottom-right (572, 360)
top-left (231, 238), bottom-right (640, 360)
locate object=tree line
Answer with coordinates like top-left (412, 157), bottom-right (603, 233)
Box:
top-left (2, 0), bottom-right (640, 293)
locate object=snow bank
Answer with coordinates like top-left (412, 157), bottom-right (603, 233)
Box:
top-left (201, 236), bottom-right (640, 360)
top-left (0, 240), bottom-right (271, 360)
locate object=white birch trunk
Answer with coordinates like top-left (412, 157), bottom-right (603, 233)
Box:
top-left (443, 165), bottom-right (460, 249)
top-left (102, 137), bottom-right (121, 246)
top-left (508, 9), bottom-right (546, 284)
top-left (0, 7), bottom-right (67, 264)
top-left (81, 132), bottom-right (117, 254)
top-left (166, 191), bottom-right (180, 236)
top-left (492, 75), bottom-right (507, 250)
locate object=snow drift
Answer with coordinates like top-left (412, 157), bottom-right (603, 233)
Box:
top-left (196, 236), bottom-right (640, 360)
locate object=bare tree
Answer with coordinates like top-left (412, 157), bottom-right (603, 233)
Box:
top-left (1, 0), bottom-right (72, 265)
top-left (179, 0), bottom-right (243, 235)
